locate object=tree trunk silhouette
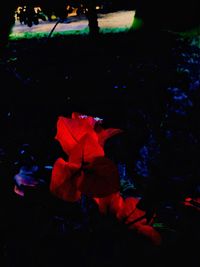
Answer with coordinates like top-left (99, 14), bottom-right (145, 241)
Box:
top-left (85, 0), bottom-right (99, 36)
top-left (0, 4), bottom-right (16, 56)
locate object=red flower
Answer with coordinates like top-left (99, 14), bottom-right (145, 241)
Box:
top-left (133, 224), bottom-right (162, 246)
top-left (50, 112), bottom-right (122, 202)
top-left (94, 192), bottom-right (125, 220)
top-left (55, 112), bottom-right (123, 155)
top-left (50, 158), bottom-right (82, 202)
top-left (94, 193), bottom-right (162, 245)
top-left (78, 157), bottom-right (120, 198)
top-left (50, 112), bottom-right (161, 245)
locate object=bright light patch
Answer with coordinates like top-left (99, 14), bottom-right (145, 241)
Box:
top-left (79, 115), bottom-right (103, 123)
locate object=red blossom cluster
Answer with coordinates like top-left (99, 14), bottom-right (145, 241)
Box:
top-left (50, 112), bottom-right (162, 245)
top-left (50, 112), bottom-right (122, 201)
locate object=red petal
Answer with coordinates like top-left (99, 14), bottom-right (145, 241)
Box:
top-left (77, 157), bottom-right (120, 197)
top-left (55, 117), bottom-right (78, 154)
top-left (67, 115), bottom-right (97, 137)
top-left (71, 112), bottom-right (82, 120)
top-left (123, 197), bottom-right (141, 217)
top-left (96, 127), bottom-right (123, 147)
top-left (68, 137), bottom-right (85, 166)
top-left (94, 192), bottom-right (124, 219)
top-left (134, 224), bottom-right (162, 246)
top-left (50, 158), bottom-right (81, 202)
top-left (109, 193), bottom-right (124, 219)
top-left (68, 134), bottom-right (104, 164)
top-left (55, 116), bottom-right (98, 155)
top-left (125, 206), bottom-right (147, 226)
top-left (83, 134), bottom-right (105, 162)
top-left (72, 112), bottom-right (98, 128)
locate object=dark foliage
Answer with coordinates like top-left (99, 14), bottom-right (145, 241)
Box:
top-left (0, 1), bottom-right (200, 265)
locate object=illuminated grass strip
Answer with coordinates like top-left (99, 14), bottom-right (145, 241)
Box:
top-left (100, 27), bottom-right (130, 33)
top-left (9, 27), bottom-right (131, 40)
top-left (9, 28), bottom-right (89, 40)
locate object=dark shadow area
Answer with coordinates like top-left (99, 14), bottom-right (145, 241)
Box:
top-left (0, 1), bottom-right (200, 266)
